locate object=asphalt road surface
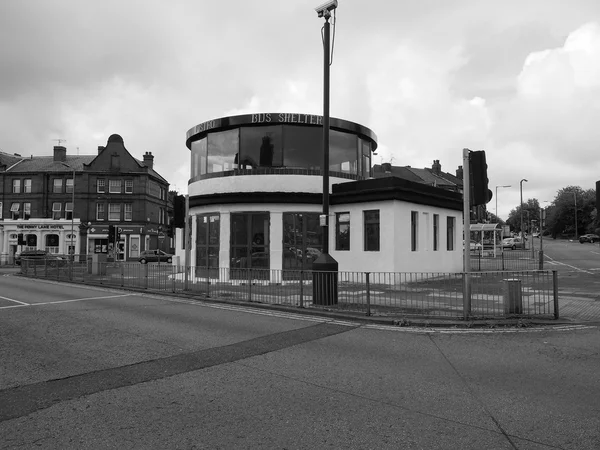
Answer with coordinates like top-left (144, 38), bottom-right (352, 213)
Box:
top-left (0, 273), bottom-right (598, 449)
top-left (539, 238), bottom-right (600, 294)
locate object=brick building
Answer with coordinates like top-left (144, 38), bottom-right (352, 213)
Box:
top-left (0, 134), bottom-right (172, 264)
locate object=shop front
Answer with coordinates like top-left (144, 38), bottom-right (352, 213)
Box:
top-left (85, 223), bottom-right (168, 261)
top-left (0, 219), bottom-right (80, 264)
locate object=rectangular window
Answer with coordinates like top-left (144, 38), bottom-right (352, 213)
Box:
top-left (96, 203), bottom-right (105, 221)
top-left (66, 178), bottom-right (74, 194)
top-left (124, 204), bottom-right (132, 221)
top-left (12, 179), bottom-right (21, 193)
top-left (125, 180), bottom-right (133, 194)
top-left (52, 202), bottom-right (62, 220)
top-left (65, 202), bottom-right (73, 220)
top-left (108, 203), bottom-right (120, 221)
top-left (23, 202), bottom-right (31, 220)
top-left (24, 179), bottom-right (32, 193)
top-left (433, 214), bottom-right (439, 251)
top-left (447, 217), bottom-right (455, 251)
top-left (336, 212), bottom-right (350, 251)
top-left (10, 202), bottom-right (19, 219)
top-left (411, 211), bottom-right (418, 251)
top-left (53, 179), bottom-right (63, 193)
top-left (97, 179), bottom-right (106, 193)
top-left (363, 210), bottom-right (380, 251)
top-left (109, 179), bottom-right (122, 193)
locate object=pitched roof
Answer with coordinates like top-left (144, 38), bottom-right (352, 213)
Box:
top-left (5, 155), bottom-right (95, 173)
top-left (373, 163), bottom-right (462, 191)
top-left (0, 151), bottom-right (24, 170)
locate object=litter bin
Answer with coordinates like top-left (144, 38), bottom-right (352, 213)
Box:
top-left (312, 253), bottom-right (338, 306)
top-left (503, 278), bottom-right (522, 314)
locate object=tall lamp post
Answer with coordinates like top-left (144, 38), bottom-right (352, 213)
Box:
top-left (312, 0), bottom-right (339, 306)
top-left (573, 191), bottom-right (578, 240)
top-left (520, 178), bottom-right (528, 241)
top-left (495, 185), bottom-right (511, 222)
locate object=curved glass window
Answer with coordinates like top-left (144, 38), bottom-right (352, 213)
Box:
top-left (190, 124), bottom-right (373, 179)
top-left (239, 126), bottom-right (283, 168)
top-left (361, 139), bottom-right (371, 178)
top-left (191, 138), bottom-right (207, 177)
top-left (330, 130), bottom-right (358, 174)
top-left (283, 125), bottom-right (321, 169)
top-left (207, 129), bottom-right (239, 173)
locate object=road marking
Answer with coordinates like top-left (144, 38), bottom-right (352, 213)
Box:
top-left (31, 294), bottom-right (133, 306)
top-left (544, 255), bottom-right (594, 274)
top-left (0, 294), bottom-right (135, 310)
top-left (0, 295), bottom-right (30, 306)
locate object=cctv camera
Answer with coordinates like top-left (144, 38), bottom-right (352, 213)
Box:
top-left (315, 0), bottom-right (338, 18)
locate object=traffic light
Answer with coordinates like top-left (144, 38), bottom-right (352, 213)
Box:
top-left (108, 224), bottom-right (115, 242)
top-left (469, 150), bottom-right (492, 206)
top-left (116, 227), bottom-right (121, 242)
top-left (173, 195), bottom-right (185, 228)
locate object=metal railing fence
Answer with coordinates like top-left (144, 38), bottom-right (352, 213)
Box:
top-left (19, 259), bottom-right (559, 320)
top-left (470, 248), bottom-right (541, 271)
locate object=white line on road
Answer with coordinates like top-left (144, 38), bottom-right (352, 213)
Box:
top-left (31, 294), bottom-right (133, 306)
top-left (0, 295), bottom-right (30, 306)
top-left (544, 255), bottom-right (594, 274)
top-left (0, 294), bottom-right (135, 310)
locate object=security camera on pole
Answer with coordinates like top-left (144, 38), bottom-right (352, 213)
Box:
top-left (312, 0), bottom-right (339, 306)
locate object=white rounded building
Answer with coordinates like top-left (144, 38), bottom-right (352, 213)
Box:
top-left (180, 112), bottom-right (463, 281)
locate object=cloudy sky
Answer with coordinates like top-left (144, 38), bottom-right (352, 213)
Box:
top-left (2, 0), bottom-right (600, 220)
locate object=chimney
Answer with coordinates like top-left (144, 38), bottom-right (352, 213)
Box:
top-left (432, 159), bottom-right (441, 175)
top-left (382, 162), bottom-right (392, 173)
top-left (53, 146), bottom-right (67, 162)
top-left (98, 146), bottom-right (105, 155)
top-left (143, 151), bottom-right (154, 169)
top-left (456, 165), bottom-right (463, 180)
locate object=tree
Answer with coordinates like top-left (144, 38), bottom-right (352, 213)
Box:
top-left (506, 198), bottom-right (540, 234)
top-left (544, 186), bottom-right (596, 238)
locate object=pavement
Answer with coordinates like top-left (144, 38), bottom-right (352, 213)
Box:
top-left (1, 265), bottom-right (599, 327)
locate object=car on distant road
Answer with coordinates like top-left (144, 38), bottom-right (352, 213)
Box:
top-left (579, 234), bottom-right (600, 244)
top-left (502, 237), bottom-right (526, 250)
top-left (15, 250), bottom-right (66, 267)
top-left (463, 240), bottom-right (483, 252)
top-left (138, 250), bottom-right (173, 264)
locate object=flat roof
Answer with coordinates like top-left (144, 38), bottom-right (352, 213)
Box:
top-left (185, 112), bottom-right (378, 150)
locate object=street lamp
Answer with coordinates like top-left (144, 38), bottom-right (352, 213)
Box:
top-left (573, 191), bottom-right (578, 240)
top-left (495, 185), bottom-right (511, 223)
top-left (520, 179), bottom-right (528, 240)
top-left (61, 162), bottom-right (76, 257)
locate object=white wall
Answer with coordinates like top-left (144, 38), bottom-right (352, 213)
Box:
top-left (177, 199), bottom-right (463, 276)
top-left (330, 200), bottom-right (462, 274)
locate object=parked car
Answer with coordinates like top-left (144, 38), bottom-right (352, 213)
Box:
top-left (138, 250), bottom-right (173, 264)
top-left (232, 251), bottom-right (269, 268)
top-left (579, 234), bottom-right (600, 244)
top-left (502, 237), bottom-right (525, 250)
top-left (15, 250), bottom-right (65, 266)
top-left (463, 240), bottom-right (482, 252)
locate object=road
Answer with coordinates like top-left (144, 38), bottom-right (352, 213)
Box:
top-left (538, 238), bottom-right (600, 294)
top-left (0, 273), bottom-right (599, 449)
